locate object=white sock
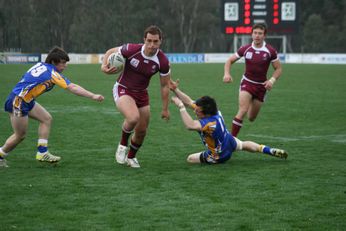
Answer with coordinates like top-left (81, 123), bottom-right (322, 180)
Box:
top-left (38, 139), bottom-right (48, 146)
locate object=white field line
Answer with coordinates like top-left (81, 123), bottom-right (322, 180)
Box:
top-left (45, 105), bottom-right (120, 115)
top-left (247, 134), bottom-right (346, 143)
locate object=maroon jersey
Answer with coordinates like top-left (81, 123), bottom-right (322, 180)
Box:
top-left (118, 43), bottom-right (170, 91)
top-left (236, 41), bottom-right (278, 83)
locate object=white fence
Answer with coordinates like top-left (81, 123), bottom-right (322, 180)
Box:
top-left (2, 53), bottom-right (346, 64)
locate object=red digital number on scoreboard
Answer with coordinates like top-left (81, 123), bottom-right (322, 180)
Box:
top-left (222, 0), bottom-right (299, 34)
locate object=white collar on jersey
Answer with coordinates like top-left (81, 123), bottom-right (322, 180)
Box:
top-left (141, 44), bottom-right (159, 59)
top-left (251, 41), bottom-right (266, 50)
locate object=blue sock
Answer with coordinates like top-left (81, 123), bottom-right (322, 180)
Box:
top-left (38, 146), bottom-right (48, 153)
top-left (37, 139), bottom-right (48, 154)
top-left (262, 145), bottom-right (272, 155)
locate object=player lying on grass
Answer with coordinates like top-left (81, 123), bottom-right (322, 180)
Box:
top-left (0, 46), bottom-right (104, 168)
top-left (169, 79), bottom-right (287, 164)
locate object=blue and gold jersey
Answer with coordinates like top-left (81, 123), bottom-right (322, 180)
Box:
top-left (197, 111), bottom-right (236, 161)
top-left (11, 62), bottom-right (71, 102)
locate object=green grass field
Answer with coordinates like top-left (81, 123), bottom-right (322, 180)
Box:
top-left (0, 63), bottom-right (345, 230)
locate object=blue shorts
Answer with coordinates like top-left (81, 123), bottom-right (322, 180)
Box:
top-left (200, 135), bottom-right (238, 164)
top-left (4, 93), bottom-right (35, 117)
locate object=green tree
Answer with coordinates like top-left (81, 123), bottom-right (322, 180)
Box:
top-left (0, 0), bottom-right (345, 53)
top-left (303, 14), bottom-right (324, 52)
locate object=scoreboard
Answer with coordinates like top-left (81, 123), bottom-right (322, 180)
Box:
top-left (222, 0), bottom-right (299, 34)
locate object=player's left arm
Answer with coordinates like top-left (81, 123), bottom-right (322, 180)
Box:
top-left (160, 74), bottom-right (170, 121)
top-left (67, 83), bottom-right (104, 102)
top-left (265, 60), bottom-right (282, 90)
top-left (171, 96), bottom-right (201, 131)
top-left (51, 73), bottom-right (104, 101)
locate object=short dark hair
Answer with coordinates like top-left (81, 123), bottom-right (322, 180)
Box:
top-left (45, 46), bottom-right (70, 64)
top-left (144, 25), bottom-right (163, 40)
top-left (195, 96), bottom-right (218, 116)
top-left (252, 23), bottom-right (267, 35)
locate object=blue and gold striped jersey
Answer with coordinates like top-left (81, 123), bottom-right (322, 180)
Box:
top-left (198, 111), bottom-right (234, 160)
top-left (11, 62), bottom-right (71, 102)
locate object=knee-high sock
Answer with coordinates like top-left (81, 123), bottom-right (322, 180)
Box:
top-left (120, 127), bottom-right (132, 146)
top-left (231, 117), bottom-right (243, 137)
top-left (127, 139), bottom-right (142, 159)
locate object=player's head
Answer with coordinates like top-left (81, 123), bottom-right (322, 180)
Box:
top-left (251, 23), bottom-right (267, 46)
top-left (45, 46), bottom-right (70, 72)
top-left (144, 25), bottom-right (163, 40)
top-left (143, 25), bottom-right (163, 56)
top-left (195, 96), bottom-right (218, 118)
top-left (252, 23), bottom-right (267, 35)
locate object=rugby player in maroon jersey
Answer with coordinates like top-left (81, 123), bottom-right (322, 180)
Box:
top-left (223, 23), bottom-right (283, 137)
top-left (101, 25), bottom-right (171, 168)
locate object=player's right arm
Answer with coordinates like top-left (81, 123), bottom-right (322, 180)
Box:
top-left (169, 79), bottom-right (194, 109)
top-left (101, 47), bottom-right (120, 74)
top-left (171, 96), bottom-right (201, 131)
top-left (223, 54), bottom-right (239, 83)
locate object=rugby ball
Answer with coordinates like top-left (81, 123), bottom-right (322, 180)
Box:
top-left (108, 52), bottom-right (125, 73)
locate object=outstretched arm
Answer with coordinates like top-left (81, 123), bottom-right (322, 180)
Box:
top-left (171, 96), bottom-right (201, 131)
top-left (67, 83), bottom-right (104, 102)
top-left (169, 79), bottom-right (194, 109)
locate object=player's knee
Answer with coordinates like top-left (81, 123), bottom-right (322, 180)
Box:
top-left (46, 114), bottom-right (53, 124)
top-left (126, 115), bottom-right (140, 126)
top-left (248, 116), bottom-right (256, 122)
top-left (40, 113), bottom-right (53, 125)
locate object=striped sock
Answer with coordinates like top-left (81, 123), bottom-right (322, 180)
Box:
top-left (127, 139), bottom-right (142, 159)
top-left (37, 139), bottom-right (48, 154)
top-left (259, 144), bottom-right (272, 155)
top-left (231, 117), bottom-right (243, 137)
top-left (120, 127), bottom-right (133, 147)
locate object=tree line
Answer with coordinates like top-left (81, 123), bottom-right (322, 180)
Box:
top-left (0, 0), bottom-right (345, 53)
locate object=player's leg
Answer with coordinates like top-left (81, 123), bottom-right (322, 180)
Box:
top-left (2, 114), bottom-right (28, 153)
top-left (0, 113), bottom-right (29, 167)
top-left (187, 152), bottom-right (203, 163)
top-left (28, 103), bottom-right (59, 162)
top-left (29, 102), bottom-right (52, 140)
top-left (232, 91), bottom-right (252, 137)
top-left (247, 98), bottom-right (263, 122)
top-left (1, 95), bottom-right (31, 167)
top-left (234, 137), bottom-right (288, 159)
top-left (116, 95), bottom-right (139, 144)
top-left (126, 105), bottom-right (150, 168)
top-left (114, 95), bottom-right (140, 164)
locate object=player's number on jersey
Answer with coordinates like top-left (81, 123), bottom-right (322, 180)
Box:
top-left (28, 63), bottom-right (47, 77)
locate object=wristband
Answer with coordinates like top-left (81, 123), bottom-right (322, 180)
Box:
top-left (269, 77), bottom-right (276, 84)
top-left (179, 107), bottom-right (186, 112)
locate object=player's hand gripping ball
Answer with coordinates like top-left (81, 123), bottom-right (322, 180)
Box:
top-left (108, 52), bottom-right (125, 74)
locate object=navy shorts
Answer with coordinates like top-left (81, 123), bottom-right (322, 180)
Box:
top-left (4, 93), bottom-right (35, 117)
top-left (200, 135), bottom-right (238, 164)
